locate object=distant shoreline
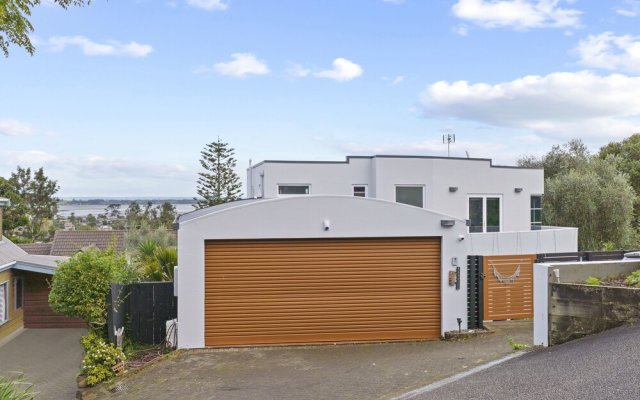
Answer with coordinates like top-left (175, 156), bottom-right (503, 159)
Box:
top-left (59, 198), bottom-right (196, 206)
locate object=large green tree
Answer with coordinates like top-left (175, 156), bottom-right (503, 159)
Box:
top-left (0, 0), bottom-right (91, 57)
top-left (195, 138), bottom-right (243, 209)
top-left (0, 166), bottom-right (59, 240)
top-left (599, 133), bottom-right (640, 222)
top-left (518, 138), bottom-right (590, 180)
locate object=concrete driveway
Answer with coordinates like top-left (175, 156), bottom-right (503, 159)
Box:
top-left (0, 328), bottom-right (86, 400)
top-left (93, 321), bottom-right (531, 400)
top-left (411, 323), bottom-right (640, 400)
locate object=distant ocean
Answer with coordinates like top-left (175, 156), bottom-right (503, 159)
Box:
top-left (57, 203), bottom-right (196, 218)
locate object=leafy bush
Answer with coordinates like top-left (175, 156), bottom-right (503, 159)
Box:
top-left (625, 269), bottom-right (640, 287)
top-left (132, 240), bottom-right (177, 282)
top-left (49, 248), bottom-right (139, 329)
top-left (508, 338), bottom-right (529, 350)
top-left (80, 332), bottom-right (126, 386)
top-left (584, 276), bottom-right (601, 286)
top-left (0, 374), bottom-right (35, 400)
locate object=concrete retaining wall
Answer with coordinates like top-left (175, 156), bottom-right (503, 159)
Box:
top-left (549, 283), bottom-right (640, 345)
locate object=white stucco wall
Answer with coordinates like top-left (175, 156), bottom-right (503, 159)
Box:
top-left (467, 227), bottom-right (578, 256)
top-left (247, 156), bottom-right (544, 233)
top-left (177, 196), bottom-right (468, 349)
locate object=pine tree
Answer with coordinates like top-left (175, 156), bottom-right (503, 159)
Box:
top-left (195, 138), bottom-right (243, 209)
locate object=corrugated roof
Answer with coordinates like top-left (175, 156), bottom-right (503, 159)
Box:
top-left (18, 243), bottom-right (54, 255)
top-left (50, 230), bottom-right (126, 256)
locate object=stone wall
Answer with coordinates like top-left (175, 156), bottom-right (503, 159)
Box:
top-left (549, 283), bottom-right (640, 345)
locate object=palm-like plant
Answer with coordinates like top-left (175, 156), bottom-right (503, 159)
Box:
top-left (135, 240), bottom-right (177, 281)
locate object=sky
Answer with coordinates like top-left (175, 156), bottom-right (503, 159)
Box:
top-left (2, 0), bottom-right (640, 197)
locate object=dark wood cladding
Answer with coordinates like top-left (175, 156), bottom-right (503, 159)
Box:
top-left (205, 237), bottom-right (441, 347)
top-left (23, 272), bottom-right (85, 329)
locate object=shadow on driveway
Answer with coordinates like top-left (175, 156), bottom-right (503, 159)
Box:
top-left (0, 328), bottom-right (86, 400)
top-left (94, 321), bottom-right (531, 400)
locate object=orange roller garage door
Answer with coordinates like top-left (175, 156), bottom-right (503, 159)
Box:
top-left (204, 237), bottom-right (441, 347)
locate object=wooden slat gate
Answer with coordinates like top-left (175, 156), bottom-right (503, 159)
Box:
top-left (483, 255), bottom-right (536, 321)
top-left (467, 256), bottom-right (483, 329)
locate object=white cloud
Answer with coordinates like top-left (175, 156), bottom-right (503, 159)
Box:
top-left (3, 150), bottom-right (57, 165)
top-left (315, 58), bottom-right (363, 82)
top-left (419, 70), bottom-right (640, 140)
top-left (48, 36), bottom-right (153, 57)
top-left (211, 53), bottom-right (270, 77)
top-left (186, 0), bottom-right (228, 11)
top-left (382, 0), bottom-right (405, 4)
top-left (0, 119), bottom-right (34, 136)
top-left (614, 0), bottom-right (640, 17)
top-left (451, 0), bottom-right (582, 30)
top-left (286, 63), bottom-right (311, 78)
top-left (575, 32), bottom-right (640, 73)
top-left (453, 24), bottom-right (470, 36)
top-left (392, 75), bottom-right (405, 85)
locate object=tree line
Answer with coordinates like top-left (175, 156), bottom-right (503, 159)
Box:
top-left (518, 135), bottom-right (640, 251)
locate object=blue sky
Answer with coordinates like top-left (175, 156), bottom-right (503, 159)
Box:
top-left (2, 0), bottom-right (640, 197)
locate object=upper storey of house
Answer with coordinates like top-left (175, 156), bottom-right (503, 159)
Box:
top-left (247, 155), bottom-right (544, 234)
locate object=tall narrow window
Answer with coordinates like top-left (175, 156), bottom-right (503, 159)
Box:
top-left (353, 185), bottom-right (367, 197)
top-left (14, 277), bottom-right (23, 309)
top-left (396, 186), bottom-right (424, 208)
top-left (0, 281), bottom-right (7, 325)
top-left (468, 196), bottom-right (501, 233)
top-left (531, 195), bottom-right (542, 230)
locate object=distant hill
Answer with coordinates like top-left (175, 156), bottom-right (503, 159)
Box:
top-left (59, 198), bottom-right (195, 205)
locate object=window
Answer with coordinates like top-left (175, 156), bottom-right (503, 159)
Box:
top-left (396, 186), bottom-right (424, 208)
top-left (0, 281), bottom-right (7, 325)
top-left (14, 276), bottom-right (23, 310)
top-left (278, 185), bottom-right (310, 196)
top-left (531, 195), bottom-right (542, 230)
top-left (353, 185), bottom-right (367, 197)
top-left (468, 196), bottom-right (501, 233)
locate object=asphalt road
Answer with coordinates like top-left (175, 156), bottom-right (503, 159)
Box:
top-left (412, 323), bottom-right (640, 400)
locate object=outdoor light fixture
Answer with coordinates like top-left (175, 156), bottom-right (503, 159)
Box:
top-left (441, 219), bottom-right (455, 227)
top-left (514, 187), bottom-right (523, 193)
top-left (449, 186), bottom-right (458, 192)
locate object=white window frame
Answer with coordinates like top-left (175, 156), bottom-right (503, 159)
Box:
top-left (14, 276), bottom-right (23, 310)
top-left (352, 184), bottom-right (368, 198)
top-left (0, 280), bottom-right (8, 326)
top-left (530, 194), bottom-right (543, 230)
top-left (467, 194), bottom-right (503, 233)
top-left (277, 184), bottom-right (311, 197)
top-left (395, 184), bottom-right (426, 208)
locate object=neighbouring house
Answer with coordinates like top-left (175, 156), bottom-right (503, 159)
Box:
top-left (246, 155), bottom-right (578, 255)
top-left (19, 230), bottom-right (126, 256)
top-left (0, 199), bottom-right (84, 343)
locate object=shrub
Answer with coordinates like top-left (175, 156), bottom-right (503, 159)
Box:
top-left (508, 338), bottom-right (529, 350)
top-left (625, 269), bottom-right (640, 287)
top-left (80, 332), bottom-right (126, 386)
top-left (584, 276), bottom-right (601, 286)
top-left (49, 248), bottom-right (139, 330)
top-left (0, 374), bottom-right (35, 400)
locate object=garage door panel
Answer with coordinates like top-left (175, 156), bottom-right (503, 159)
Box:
top-left (205, 237), bottom-right (441, 346)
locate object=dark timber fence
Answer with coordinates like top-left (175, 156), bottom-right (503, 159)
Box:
top-left (535, 250), bottom-right (637, 263)
top-left (107, 282), bottom-right (177, 345)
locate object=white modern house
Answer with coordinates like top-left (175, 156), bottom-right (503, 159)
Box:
top-left (175, 154), bottom-right (577, 349)
top-left (246, 155), bottom-right (578, 255)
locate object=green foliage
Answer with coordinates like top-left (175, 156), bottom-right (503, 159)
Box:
top-left (601, 241), bottom-right (615, 251)
top-left (584, 276), bottom-right (601, 286)
top-left (80, 332), bottom-right (126, 386)
top-left (133, 240), bottom-right (177, 281)
top-left (508, 338), bottom-right (529, 350)
top-left (48, 248), bottom-right (138, 329)
top-left (125, 224), bottom-right (176, 252)
top-left (0, 166), bottom-right (59, 241)
top-left (518, 139), bottom-right (590, 180)
top-left (625, 269), bottom-right (640, 287)
top-left (195, 138), bottom-right (243, 209)
top-left (0, 374), bottom-right (35, 400)
top-left (543, 156), bottom-right (635, 251)
top-left (0, 0), bottom-right (90, 57)
top-left (599, 134), bottom-right (640, 224)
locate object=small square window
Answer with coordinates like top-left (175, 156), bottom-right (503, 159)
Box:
top-left (353, 185), bottom-right (367, 197)
top-left (396, 186), bottom-right (424, 208)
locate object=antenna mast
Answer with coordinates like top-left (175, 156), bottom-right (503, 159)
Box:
top-left (442, 130), bottom-right (456, 157)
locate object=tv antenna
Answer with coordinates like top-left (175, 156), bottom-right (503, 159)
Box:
top-left (442, 130), bottom-right (456, 157)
